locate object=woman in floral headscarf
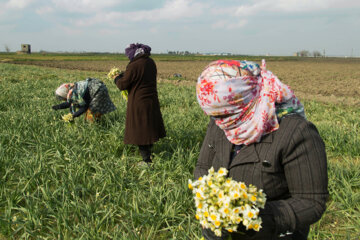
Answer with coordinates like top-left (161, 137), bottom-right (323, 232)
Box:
top-left (194, 60), bottom-right (328, 240)
top-left (52, 78), bottom-right (116, 122)
top-left (113, 43), bottom-right (166, 164)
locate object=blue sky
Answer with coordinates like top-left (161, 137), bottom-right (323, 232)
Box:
top-left (1, 0), bottom-right (359, 56)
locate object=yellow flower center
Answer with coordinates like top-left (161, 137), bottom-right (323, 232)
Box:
top-left (195, 214), bottom-right (200, 220)
top-left (248, 212), bottom-right (254, 218)
top-left (215, 221), bottom-right (221, 227)
top-left (198, 203), bottom-right (203, 209)
top-left (251, 196), bottom-right (257, 201)
top-left (211, 214), bottom-right (217, 221)
top-left (188, 184), bottom-right (193, 190)
top-left (204, 212), bottom-right (209, 217)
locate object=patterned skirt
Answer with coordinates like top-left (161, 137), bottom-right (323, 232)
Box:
top-left (87, 78), bottom-right (116, 114)
top-left (85, 109), bottom-right (102, 122)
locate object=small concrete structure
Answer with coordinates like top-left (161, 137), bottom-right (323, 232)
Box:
top-left (21, 44), bottom-right (31, 54)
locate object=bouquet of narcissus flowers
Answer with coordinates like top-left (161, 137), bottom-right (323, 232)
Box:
top-left (107, 67), bottom-right (121, 79)
top-left (188, 167), bottom-right (266, 237)
top-left (62, 113), bottom-right (73, 122)
top-left (108, 67), bottom-right (128, 101)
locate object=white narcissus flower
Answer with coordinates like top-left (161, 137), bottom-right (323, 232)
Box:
top-left (195, 190), bottom-right (205, 200)
top-left (219, 206), bottom-right (231, 218)
top-left (214, 229), bottom-right (222, 237)
top-left (217, 167), bottom-right (228, 176)
top-left (230, 189), bottom-right (241, 200)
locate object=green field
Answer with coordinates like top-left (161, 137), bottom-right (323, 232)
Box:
top-left (0, 56), bottom-right (359, 239)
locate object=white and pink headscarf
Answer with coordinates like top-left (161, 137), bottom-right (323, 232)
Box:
top-left (55, 83), bottom-right (72, 100)
top-left (196, 59), bottom-right (305, 145)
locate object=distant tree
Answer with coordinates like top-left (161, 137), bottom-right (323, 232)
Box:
top-left (4, 44), bottom-right (10, 52)
top-left (298, 50), bottom-right (310, 57)
top-left (313, 51), bottom-right (322, 57)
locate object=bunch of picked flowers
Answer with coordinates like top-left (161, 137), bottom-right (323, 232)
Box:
top-left (62, 113), bottom-right (73, 122)
top-left (188, 167), bottom-right (266, 237)
top-left (107, 67), bottom-right (128, 101)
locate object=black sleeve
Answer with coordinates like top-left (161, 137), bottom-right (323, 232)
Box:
top-left (52, 102), bottom-right (71, 110)
top-left (72, 106), bottom-right (88, 118)
top-left (265, 119), bottom-right (329, 236)
top-left (194, 119), bottom-right (217, 179)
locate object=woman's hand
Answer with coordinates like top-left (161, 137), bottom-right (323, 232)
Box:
top-left (113, 72), bottom-right (124, 85)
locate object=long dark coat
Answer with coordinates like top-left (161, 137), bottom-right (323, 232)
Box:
top-left (116, 54), bottom-right (166, 145)
top-left (195, 115), bottom-right (328, 240)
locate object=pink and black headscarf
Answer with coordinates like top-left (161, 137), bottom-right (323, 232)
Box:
top-left (125, 43), bottom-right (151, 61)
top-left (196, 59), bottom-right (305, 145)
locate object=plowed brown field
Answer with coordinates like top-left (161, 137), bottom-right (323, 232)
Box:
top-left (8, 58), bottom-right (360, 106)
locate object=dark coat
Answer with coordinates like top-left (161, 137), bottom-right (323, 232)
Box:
top-left (116, 54), bottom-right (166, 145)
top-left (195, 114), bottom-right (328, 240)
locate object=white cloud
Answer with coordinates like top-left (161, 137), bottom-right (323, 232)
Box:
top-left (71, 0), bottom-right (206, 27)
top-left (233, 0), bottom-right (360, 16)
top-left (212, 19), bottom-right (247, 29)
top-left (149, 27), bottom-right (159, 34)
top-left (5, 0), bottom-right (34, 9)
top-left (36, 6), bottom-right (54, 15)
top-left (59, 25), bottom-right (84, 35)
top-left (145, 0), bottom-right (204, 21)
top-left (51, 0), bottom-right (121, 13)
top-left (114, 0), bottom-right (205, 22)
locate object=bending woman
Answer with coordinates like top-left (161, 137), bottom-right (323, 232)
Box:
top-left (52, 78), bottom-right (116, 122)
top-left (195, 59), bottom-right (328, 240)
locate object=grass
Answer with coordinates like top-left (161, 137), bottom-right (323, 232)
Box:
top-left (0, 62), bottom-right (359, 239)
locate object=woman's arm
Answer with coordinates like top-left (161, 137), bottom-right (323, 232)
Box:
top-left (72, 89), bottom-right (90, 118)
top-left (265, 119), bottom-right (329, 236)
top-left (72, 106), bottom-right (87, 118)
top-left (52, 102), bottom-right (71, 110)
top-left (115, 64), bottom-right (134, 91)
top-left (194, 119), bottom-right (217, 179)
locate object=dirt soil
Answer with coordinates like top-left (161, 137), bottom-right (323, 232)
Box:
top-left (7, 58), bottom-right (360, 106)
